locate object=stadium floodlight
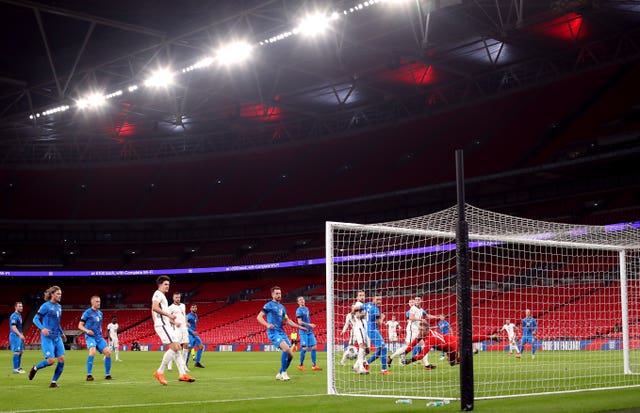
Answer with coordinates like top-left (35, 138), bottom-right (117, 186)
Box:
top-left (182, 56), bottom-right (215, 73)
top-left (77, 93), bottom-right (106, 110)
top-left (144, 68), bottom-right (174, 88)
top-left (128, 85), bottom-right (139, 92)
top-left (296, 12), bottom-right (335, 37)
top-left (105, 90), bottom-right (123, 99)
top-left (40, 105), bottom-right (70, 117)
top-left (215, 42), bottom-right (253, 65)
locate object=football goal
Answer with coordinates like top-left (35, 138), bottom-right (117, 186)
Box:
top-left (325, 204), bottom-right (640, 400)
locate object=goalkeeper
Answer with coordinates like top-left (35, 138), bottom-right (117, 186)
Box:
top-left (390, 321), bottom-right (497, 367)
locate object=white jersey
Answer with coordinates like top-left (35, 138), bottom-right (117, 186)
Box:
top-left (342, 313), bottom-right (355, 335)
top-left (168, 302), bottom-right (189, 344)
top-left (343, 302), bottom-right (366, 337)
top-left (386, 320), bottom-right (399, 341)
top-left (168, 303), bottom-right (187, 329)
top-left (106, 322), bottom-right (119, 341)
top-left (502, 323), bottom-right (517, 340)
top-left (351, 316), bottom-right (369, 347)
top-left (152, 290), bottom-right (170, 327)
top-left (406, 305), bottom-right (423, 342)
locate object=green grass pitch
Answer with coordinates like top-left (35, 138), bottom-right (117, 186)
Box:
top-left (1, 350), bottom-right (640, 412)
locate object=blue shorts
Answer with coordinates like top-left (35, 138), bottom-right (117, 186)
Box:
top-left (85, 336), bottom-right (109, 353)
top-left (521, 335), bottom-right (535, 345)
top-left (299, 332), bottom-right (317, 348)
top-left (41, 335), bottom-right (65, 359)
top-left (189, 333), bottom-right (203, 348)
top-left (10, 335), bottom-right (24, 352)
top-left (368, 330), bottom-right (386, 350)
top-left (267, 330), bottom-right (291, 348)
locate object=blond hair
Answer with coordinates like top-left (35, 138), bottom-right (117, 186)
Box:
top-left (44, 286), bottom-right (61, 301)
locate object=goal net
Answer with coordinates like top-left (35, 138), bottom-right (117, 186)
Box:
top-left (325, 204), bottom-right (640, 400)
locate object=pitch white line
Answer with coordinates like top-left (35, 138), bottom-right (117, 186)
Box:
top-left (0, 393), bottom-right (326, 413)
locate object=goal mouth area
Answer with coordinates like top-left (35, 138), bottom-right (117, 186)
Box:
top-left (325, 204), bottom-right (640, 399)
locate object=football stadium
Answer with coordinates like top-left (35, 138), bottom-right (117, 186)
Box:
top-left (1, 0), bottom-right (639, 411)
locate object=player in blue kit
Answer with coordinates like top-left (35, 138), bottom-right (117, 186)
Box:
top-left (78, 295), bottom-right (112, 381)
top-left (437, 316), bottom-right (451, 360)
top-left (29, 286), bottom-right (66, 388)
top-left (363, 295), bottom-right (390, 375)
top-left (10, 301), bottom-right (26, 374)
top-left (520, 309), bottom-right (538, 359)
top-left (257, 286), bottom-right (306, 381)
top-left (187, 304), bottom-right (205, 368)
top-left (295, 296), bottom-right (322, 371)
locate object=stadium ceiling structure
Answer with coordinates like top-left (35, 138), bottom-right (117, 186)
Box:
top-left (0, 0), bottom-right (639, 164)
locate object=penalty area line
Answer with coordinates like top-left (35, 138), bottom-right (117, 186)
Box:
top-left (0, 393), bottom-right (327, 413)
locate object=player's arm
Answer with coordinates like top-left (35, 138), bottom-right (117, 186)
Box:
top-left (171, 308), bottom-right (183, 327)
top-left (78, 319), bottom-right (94, 336)
top-left (341, 315), bottom-right (350, 334)
top-left (187, 317), bottom-right (196, 333)
top-left (424, 312), bottom-right (441, 320)
top-left (399, 337), bottom-right (424, 365)
top-left (10, 321), bottom-right (25, 340)
top-left (285, 315), bottom-right (306, 331)
top-left (297, 316), bottom-right (316, 330)
top-left (152, 299), bottom-right (175, 321)
top-left (257, 311), bottom-right (273, 329)
top-left (32, 312), bottom-right (50, 336)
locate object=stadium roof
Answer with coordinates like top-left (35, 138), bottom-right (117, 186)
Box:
top-left (0, 0), bottom-right (639, 163)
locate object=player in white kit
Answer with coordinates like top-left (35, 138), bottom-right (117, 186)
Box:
top-left (106, 316), bottom-right (121, 362)
top-left (166, 292), bottom-right (190, 371)
top-left (501, 319), bottom-right (521, 358)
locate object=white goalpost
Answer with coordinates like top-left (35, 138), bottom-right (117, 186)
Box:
top-left (325, 204), bottom-right (640, 400)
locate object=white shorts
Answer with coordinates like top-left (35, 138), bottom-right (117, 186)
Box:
top-left (353, 325), bottom-right (370, 347)
top-left (154, 325), bottom-right (178, 344)
top-left (388, 333), bottom-right (398, 342)
top-left (174, 327), bottom-right (189, 345)
top-left (109, 339), bottom-right (119, 348)
top-left (405, 326), bottom-right (419, 344)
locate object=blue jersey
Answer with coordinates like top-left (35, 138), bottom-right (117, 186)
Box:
top-left (261, 300), bottom-right (288, 334)
top-left (438, 320), bottom-right (450, 335)
top-left (80, 308), bottom-right (104, 338)
top-left (521, 317), bottom-right (538, 336)
top-left (10, 311), bottom-right (23, 337)
top-left (362, 302), bottom-right (381, 332)
top-left (187, 312), bottom-right (198, 334)
top-left (33, 301), bottom-right (63, 340)
top-left (296, 306), bottom-right (313, 334)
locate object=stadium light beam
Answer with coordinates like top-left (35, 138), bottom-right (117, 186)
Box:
top-left (296, 13), bottom-right (334, 37)
top-left (215, 42), bottom-right (253, 65)
top-left (77, 93), bottom-right (106, 110)
top-left (144, 68), bottom-right (175, 88)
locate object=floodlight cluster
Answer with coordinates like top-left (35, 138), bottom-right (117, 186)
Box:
top-left (77, 93), bottom-right (106, 110)
top-left (182, 57), bottom-right (215, 73)
top-left (215, 42), bottom-right (253, 66)
top-left (27, 0), bottom-right (411, 121)
top-left (29, 104), bottom-right (70, 120)
top-left (144, 68), bottom-right (174, 88)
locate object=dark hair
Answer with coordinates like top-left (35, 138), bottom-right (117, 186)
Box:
top-left (14, 301), bottom-right (22, 308)
top-left (271, 286), bottom-right (281, 293)
top-left (156, 275), bottom-right (170, 285)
